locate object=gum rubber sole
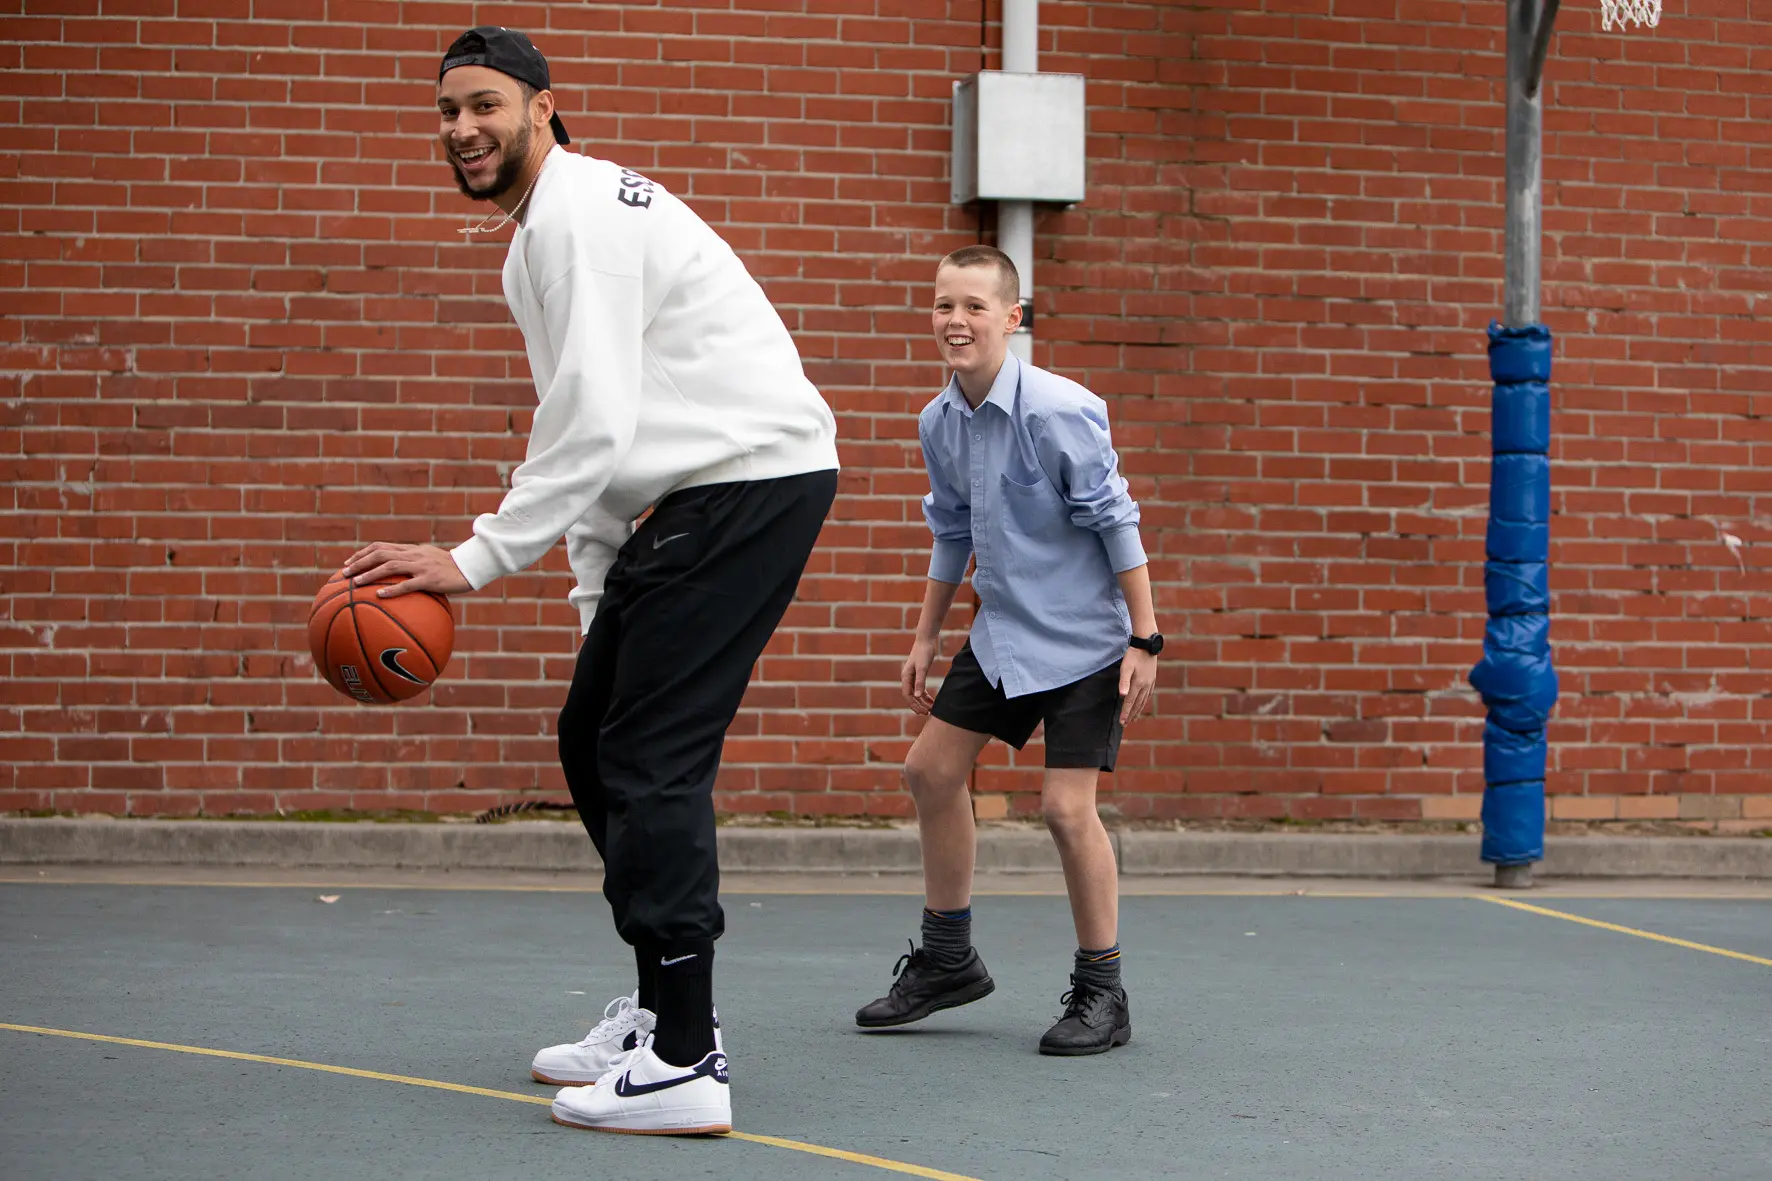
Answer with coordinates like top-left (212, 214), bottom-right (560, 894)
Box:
top-left (551, 1113), bottom-right (732, 1136)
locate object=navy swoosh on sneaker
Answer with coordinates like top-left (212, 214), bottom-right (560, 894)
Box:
top-left (620, 1030), bottom-right (638, 1051)
top-left (613, 1053), bottom-right (728, 1098)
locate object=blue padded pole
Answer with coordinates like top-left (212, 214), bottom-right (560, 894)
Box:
top-left (1470, 0), bottom-right (1560, 882)
top-left (1471, 324), bottom-right (1557, 868)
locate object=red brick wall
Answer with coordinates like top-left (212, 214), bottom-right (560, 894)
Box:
top-left (3, 1), bottom-right (1769, 826)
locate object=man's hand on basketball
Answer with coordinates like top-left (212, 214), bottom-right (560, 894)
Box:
top-left (342, 543), bottom-right (472, 599)
top-left (1119, 649), bottom-right (1157, 725)
top-left (902, 637), bottom-right (939, 715)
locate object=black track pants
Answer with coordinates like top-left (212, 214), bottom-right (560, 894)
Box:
top-left (557, 469), bottom-right (837, 947)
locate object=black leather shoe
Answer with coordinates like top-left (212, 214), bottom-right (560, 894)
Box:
top-left (855, 941), bottom-right (995, 1028)
top-left (1038, 976), bottom-right (1131, 1056)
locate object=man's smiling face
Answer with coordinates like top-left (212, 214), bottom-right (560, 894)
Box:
top-left (436, 66), bottom-right (538, 201)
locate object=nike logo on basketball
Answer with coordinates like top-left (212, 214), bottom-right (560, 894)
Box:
top-left (613, 1053), bottom-right (728, 1098)
top-left (659, 954), bottom-right (697, 967)
top-left (379, 648), bottom-right (426, 685)
top-left (652, 532), bottom-right (689, 550)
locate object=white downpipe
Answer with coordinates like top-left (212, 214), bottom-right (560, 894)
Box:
top-left (998, 202), bottom-right (1033, 363)
top-left (1001, 0), bottom-right (1037, 363)
top-left (1003, 0), bottom-right (1038, 72)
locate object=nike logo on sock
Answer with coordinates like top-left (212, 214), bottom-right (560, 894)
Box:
top-left (659, 953), bottom-right (698, 967)
top-left (613, 1053), bottom-right (728, 1098)
top-left (652, 532), bottom-right (690, 550)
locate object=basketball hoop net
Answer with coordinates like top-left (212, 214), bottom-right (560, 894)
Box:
top-left (1599, 0), bottom-right (1660, 29)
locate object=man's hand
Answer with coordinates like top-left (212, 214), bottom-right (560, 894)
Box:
top-left (341, 543), bottom-right (472, 600)
top-left (1119, 648), bottom-right (1157, 725)
top-left (902, 637), bottom-right (940, 715)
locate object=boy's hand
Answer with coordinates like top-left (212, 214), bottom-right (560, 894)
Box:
top-left (1119, 649), bottom-right (1157, 724)
top-left (902, 638), bottom-right (940, 715)
top-left (342, 542), bottom-right (472, 599)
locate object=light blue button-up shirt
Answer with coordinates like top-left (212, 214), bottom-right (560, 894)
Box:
top-left (919, 353), bottom-right (1147, 699)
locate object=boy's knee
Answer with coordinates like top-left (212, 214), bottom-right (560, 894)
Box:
top-left (1042, 795), bottom-right (1097, 840)
top-left (903, 755), bottom-right (962, 803)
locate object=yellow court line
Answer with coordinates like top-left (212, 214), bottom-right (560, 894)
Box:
top-left (1480, 897), bottom-right (1772, 967)
top-left (0, 1024), bottom-right (980, 1181)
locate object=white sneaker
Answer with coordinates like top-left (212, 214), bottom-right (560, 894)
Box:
top-left (550, 1039), bottom-right (731, 1136)
top-left (531, 993), bottom-right (655, 1086)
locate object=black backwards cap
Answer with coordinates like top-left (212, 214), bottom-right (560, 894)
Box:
top-left (438, 27), bottom-right (569, 146)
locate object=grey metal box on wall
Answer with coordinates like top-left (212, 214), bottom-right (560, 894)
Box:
top-left (950, 71), bottom-right (1088, 205)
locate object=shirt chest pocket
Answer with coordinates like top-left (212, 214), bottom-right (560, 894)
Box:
top-left (997, 470), bottom-right (1068, 542)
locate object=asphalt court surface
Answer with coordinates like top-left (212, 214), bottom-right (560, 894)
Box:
top-left (2, 868), bottom-right (1769, 1180)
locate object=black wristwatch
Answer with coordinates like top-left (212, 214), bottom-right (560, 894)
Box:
top-left (1128, 632), bottom-right (1164, 656)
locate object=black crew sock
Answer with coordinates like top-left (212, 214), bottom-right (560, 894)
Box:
top-left (921, 905), bottom-right (973, 969)
top-left (1074, 944), bottom-right (1122, 992)
top-left (650, 940), bottom-right (716, 1068)
top-left (634, 943), bottom-right (659, 1014)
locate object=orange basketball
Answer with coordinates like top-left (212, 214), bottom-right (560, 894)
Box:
top-left (307, 570), bottom-right (455, 704)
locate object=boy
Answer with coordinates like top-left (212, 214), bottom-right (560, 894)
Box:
top-left (854, 245), bottom-right (1160, 1055)
top-left (346, 28), bottom-right (839, 1134)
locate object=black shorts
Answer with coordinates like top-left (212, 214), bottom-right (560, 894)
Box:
top-left (930, 641), bottom-right (1125, 771)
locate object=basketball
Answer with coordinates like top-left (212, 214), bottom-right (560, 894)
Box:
top-left (307, 570), bottom-right (455, 704)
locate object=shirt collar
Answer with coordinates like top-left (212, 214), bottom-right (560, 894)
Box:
top-left (941, 352), bottom-right (1022, 418)
top-left (513, 145), bottom-right (568, 231)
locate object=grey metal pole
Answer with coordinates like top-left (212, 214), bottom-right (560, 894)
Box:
top-left (1503, 0), bottom-right (1558, 329)
top-left (1000, 0), bottom-right (1037, 362)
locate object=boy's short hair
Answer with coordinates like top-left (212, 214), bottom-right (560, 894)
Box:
top-left (938, 245), bottom-right (1020, 307)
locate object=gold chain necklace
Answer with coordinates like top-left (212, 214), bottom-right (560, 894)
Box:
top-left (458, 163), bottom-right (542, 236)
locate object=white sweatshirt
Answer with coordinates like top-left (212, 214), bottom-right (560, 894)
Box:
top-left (450, 146), bottom-right (841, 631)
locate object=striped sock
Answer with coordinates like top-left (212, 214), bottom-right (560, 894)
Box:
top-left (921, 905), bottom-right (972, 968)
top-left (1074, 943), bottom-right (1122, 991)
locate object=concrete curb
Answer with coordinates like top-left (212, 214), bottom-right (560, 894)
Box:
top-left (3, 819), bottom-right (1771, 878)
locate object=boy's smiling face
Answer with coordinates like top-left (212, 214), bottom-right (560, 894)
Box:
top-left (932, 261), bottom-right (1022, 395)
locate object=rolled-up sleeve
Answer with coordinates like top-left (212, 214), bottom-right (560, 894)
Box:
top-left (919, 415), bottom-right (974, 584)
top-left (1034, 401), bottom-right (1148, 573)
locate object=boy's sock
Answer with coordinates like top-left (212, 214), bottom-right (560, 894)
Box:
top-left (634, 943), bottom-right (659, 1013)
top-left (1074, 943), bottom-right (1122, 992)
top-left (649, 941), bottom-right (717, 1068)
top-left (921, 905), bottom-right (973, 969)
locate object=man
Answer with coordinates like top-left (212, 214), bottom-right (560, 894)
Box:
top-left (344, 27), bottom-right (840, 1135)
top-left (854, 246), bottom-right (1158, 1055)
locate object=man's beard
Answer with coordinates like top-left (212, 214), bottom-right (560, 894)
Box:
top-left (450, 117), bottom-right (534, 201)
